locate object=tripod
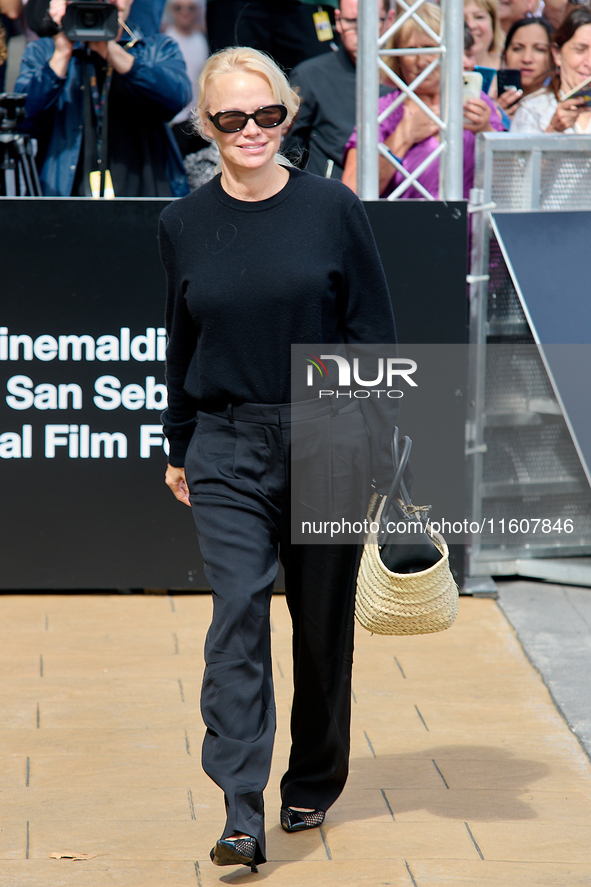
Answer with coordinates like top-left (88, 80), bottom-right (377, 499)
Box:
top-left (0, 94), bottom-right (42, 196)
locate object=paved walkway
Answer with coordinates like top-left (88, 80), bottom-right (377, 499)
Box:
top-left (1, 592), bottom-right (591, 886)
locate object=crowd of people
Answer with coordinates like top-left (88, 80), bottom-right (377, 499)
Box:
top-left (3, 0), bottom-right (591, 196)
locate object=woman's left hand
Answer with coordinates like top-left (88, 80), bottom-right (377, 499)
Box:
top-left (165, 464), bottom-right (191, 506)
top-left (463, 97), bottom-right (494, 133)
top-left (496, 87), bottom-right (523, 118)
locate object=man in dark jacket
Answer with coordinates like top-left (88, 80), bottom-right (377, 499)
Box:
top-left (284, 0), bottom-right (394, 179)
top-left (15, 0), bottom-right (191, 196)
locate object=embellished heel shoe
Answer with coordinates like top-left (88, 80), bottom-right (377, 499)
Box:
top-left (210, 836), bottom-right (258, 872)
top-left (280, 806), bottom-right (325, 833)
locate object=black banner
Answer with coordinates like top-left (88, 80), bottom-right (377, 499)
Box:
top-left (0, 198), bottom-right (467, 589)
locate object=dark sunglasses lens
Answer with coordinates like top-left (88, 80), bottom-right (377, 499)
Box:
top-left (216, 111), bottom-right (248, 131)
top-left (254, 106), bottom-right (286, 127)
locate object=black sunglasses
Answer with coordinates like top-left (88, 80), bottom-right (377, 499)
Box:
top-left (207, 104), bottom-right (288, 133)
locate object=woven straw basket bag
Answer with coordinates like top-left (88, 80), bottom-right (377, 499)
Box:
top-left (355, 494), bottom-right (459, 636)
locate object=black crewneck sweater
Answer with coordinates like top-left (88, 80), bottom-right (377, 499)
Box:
top-left (159, 167), bottom-right (397, 478)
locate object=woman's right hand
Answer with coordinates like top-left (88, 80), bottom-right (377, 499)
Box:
top-left (381, 101), bottom-right (439, 179)
top-left (396, 101), bottom-right (439, 147)
top-left (165, 464), bottom-right (192, 506)
top-left (546, 97), bottom-right (586, 132)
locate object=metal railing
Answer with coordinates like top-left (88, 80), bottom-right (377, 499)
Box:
top-left (356, 0), bottom-right (464, 200)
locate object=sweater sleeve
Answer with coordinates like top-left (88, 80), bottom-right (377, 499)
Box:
top-left (339, 196), bottom-right (399, 492)
top-left (159, 212), bottom-right (199, 466)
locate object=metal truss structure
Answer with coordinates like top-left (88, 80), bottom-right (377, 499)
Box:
top-left (356, 0), bottom-right (464, 200)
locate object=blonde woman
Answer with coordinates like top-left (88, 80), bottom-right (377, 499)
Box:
top-left (464, 0), bottom-right (504, 69)
top-left (160, 47), bottom-right (397, 873)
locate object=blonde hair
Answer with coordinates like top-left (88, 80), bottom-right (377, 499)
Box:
top-left (385, 3), bottom-right (441, 80)
top-left (464, 0), bottom-right (504, 55)
top-left (195, 47), bottom-right (300, 140)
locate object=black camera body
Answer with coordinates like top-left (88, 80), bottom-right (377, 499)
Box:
top-left (0, 93), bottom-right (27, 133)
top-left (62, 0), bottom-right (119, 42)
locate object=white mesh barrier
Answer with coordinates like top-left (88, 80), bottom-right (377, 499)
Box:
top-left (474, 132), bottom-right (591, 211)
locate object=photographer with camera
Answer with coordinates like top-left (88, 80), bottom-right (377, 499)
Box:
top-left (14, 0), bottom-right (191, 196)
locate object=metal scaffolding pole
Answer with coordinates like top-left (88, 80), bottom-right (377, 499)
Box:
top-left (357, 0), bottom-right (465, 201)
top-left (357, 0), bottom-right (380, 200)
top-left (441, 0), bottom-right (464, 199)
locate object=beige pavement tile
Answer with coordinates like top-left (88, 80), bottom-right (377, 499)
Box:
top-left (470, 821), bottom-right (591, 863)
top-left (29, 819), bottom-right (207, 860)
top-left (44, 593), bottom-right (177, 617)
top-left (329, 788), bottom-right (395, 823)
top-left (408, 700), bottom-right (567, 736)
top-left (353, 674), bottom-right (555, 707)
top-left (321, 820), bottom-right (480, 860)
top-left (265, 824), bottom-right (332, 862)
top-left (39, 653), bottom-right (203, 680)
top-left (0, 701), bottom-right (39, 729)
top-left (347, 732), bottom-right (587, 762)
top-left (25, 636), bottom-right (180, 657)
top-left (24, 753), bottom-right (197, 789)
top-left (206, 859), bottom-right (412, 886)
top-left (0, 655), bottom-right (46, 678)
top-left (354, 641), bottom-right (525, 674)
top-left (439, 756), bottom-right (587, 792)
top-left (346, 755), bottom-right (445, 791)
top-left (349, 701), bottom-right (442, 735)
top-left (34, 700), bottom-right (193, 730)
top-left (0, 821), bottom-right (27, 859)
top-left (410, 859), bottom-right (591, 886)
top-left (349, 699), bottom-right (561, 743)
top-left (0, 860), bottom-right (202, 887)
top-left (0, 756), bottom-right (30, 789)
top-left (0, 727), bottom-right (195, 757)
top-left (0, 787), bottom-right (205, 821)
top-left (1, 676), bottom-right (189, 705)
top-left (346, 745), bottom-right (562, 801)
top-left (383, 788), bottom-right (591, 825)
top-left (173, 680), bottom-right (204, 708)
top-left (30, 819), bottom-right (329, 865)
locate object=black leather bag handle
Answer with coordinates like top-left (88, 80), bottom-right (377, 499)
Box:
top-left (379, 428), bottom-right (418, 545)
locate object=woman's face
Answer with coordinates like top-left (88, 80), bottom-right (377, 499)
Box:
top-left (554, 24), bottom-right (591, 92)
top-left (464, 1), bottom-right (494, 59)
top-left (202, 71), bottom-right (286, 176)
top-left (398, 29), bottom-right (440, 95)
top-left (505, 23), bottom-right (552, 92)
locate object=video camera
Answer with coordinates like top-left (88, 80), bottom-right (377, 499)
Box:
top-left (0, 94), bottom-right (27, 133)
top-left (62, 0), bottom-right (119, 42)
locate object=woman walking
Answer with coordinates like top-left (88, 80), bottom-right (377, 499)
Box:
top-left (159, 46), bottom-right (397, 872)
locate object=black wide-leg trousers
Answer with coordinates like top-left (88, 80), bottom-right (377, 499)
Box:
top-left (184, 401), bottom-right (368, 864)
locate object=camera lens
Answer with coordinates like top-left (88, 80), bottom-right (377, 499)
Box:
top-left (81, 10), bottom-right (98, 26)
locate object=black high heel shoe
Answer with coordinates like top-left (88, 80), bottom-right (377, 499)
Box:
top-left (210, 836), bottom-right (258, 872)
top-left (280, 806), bottom-right (325, 833)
